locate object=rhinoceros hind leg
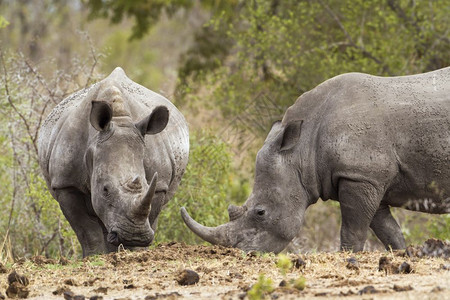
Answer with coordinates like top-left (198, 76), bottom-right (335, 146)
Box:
top-left (369, 205), bottom-right (406, 250)
top-left (338, 180), bottom-right (382, 252)
top-left (55, 188), bottom-right (110, 257)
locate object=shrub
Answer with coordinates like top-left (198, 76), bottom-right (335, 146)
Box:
top-left (154, 130), bottom-right (245, 244)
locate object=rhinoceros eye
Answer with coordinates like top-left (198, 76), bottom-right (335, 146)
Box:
top-left (256, 209), bottom-right (265, 216)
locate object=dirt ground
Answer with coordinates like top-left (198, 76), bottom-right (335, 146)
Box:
top-left (0, 240), bottom-right (449, 300)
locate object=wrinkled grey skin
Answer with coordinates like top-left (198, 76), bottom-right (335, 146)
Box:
top-left (38, 67), bottom-right (189, 257)
top-left (182, 67), bottom-right (450, 253)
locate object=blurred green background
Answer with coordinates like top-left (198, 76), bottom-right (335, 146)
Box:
top-left (0, 0), bottom-right (449, 261)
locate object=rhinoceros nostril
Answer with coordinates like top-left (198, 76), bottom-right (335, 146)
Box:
top-left (131, 175), bottom-right (140, 185)
top-left (124, 176), bottom-right (143, 192)
top-left (107, 231), bottom-right (120, 246)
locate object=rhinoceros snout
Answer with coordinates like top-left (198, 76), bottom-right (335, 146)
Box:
top-left (107, 228), bottom-right (154, 247)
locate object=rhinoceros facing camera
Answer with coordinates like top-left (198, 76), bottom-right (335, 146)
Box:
top-left (38, 67), bottom-right (189, 257)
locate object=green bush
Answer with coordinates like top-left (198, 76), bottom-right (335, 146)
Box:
top-left (27, 172), bottom-right (80, 257)
top-left (0, 51), bottom-right (95, 260)
top-left (393, 208), bottom-right (450, 245)
top-left (154, 129), bottom-right (247, 244)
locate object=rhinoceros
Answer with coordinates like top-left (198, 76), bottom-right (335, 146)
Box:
top-left (38, 67), bottom-right (189, 256)
top-left (181, 67), bottom-right (450, 253)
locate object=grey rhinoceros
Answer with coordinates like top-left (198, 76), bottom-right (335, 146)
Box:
top-left (182, 67), bottom-right (450, 253)
top-left (38, 67), bottom-right (189, 256)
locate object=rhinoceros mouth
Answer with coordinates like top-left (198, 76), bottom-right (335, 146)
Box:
top-left (107, 227), bottom-right (154, 247)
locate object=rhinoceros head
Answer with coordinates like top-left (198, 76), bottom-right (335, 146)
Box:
top-left (87, 99), bottom-right (169, 248)
top-left (182, 120), bottom-right (308, 253)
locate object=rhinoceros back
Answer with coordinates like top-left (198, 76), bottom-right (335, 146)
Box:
top-left (282, 66), bottom-right (450, 212)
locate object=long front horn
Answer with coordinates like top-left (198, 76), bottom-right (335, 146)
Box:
top-left (134, 172), bottom-right (158, 215)
top-left (180, 207), bottom-right (232, 246)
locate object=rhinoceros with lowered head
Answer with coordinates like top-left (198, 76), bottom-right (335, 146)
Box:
top-left (38, 67), bottom-right (189, 256)
top-left (182, 67), bottom-right (450, 253)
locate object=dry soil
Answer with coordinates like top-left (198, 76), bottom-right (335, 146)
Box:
top-left (0, 240), bottom-right (449, 300)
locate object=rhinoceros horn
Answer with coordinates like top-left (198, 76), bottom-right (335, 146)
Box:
top-left (180, 207), bottom-right (233, 247)
top-left (134, 172), bottom-right (158, 215)
top-left (228, 204), bottom-right (246, 221)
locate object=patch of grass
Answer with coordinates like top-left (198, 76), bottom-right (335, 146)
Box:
top-left (275, 253), bottom-right (307, 291)
top-left (247, 274), bottom-right (274, 300)
top-left (87, 255), bottom-right (105, 267)
top-left (88, 259), bottom-right (105, 267)
top-left (292, 276), bottom-right (306, 291)
top-left (276, 254), bottom-right (292, 276)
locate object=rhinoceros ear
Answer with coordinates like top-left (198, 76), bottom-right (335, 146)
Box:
top-left (278, 120), bottom-right (303, 151)
top-left (136, 106), bottom-right (169, 136)
top-left (90, 101), bottom-right (113, 132)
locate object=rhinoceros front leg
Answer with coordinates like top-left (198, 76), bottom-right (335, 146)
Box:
top-left (338, 180), bottom-right (382, 252)
top-left (369, 205), bottom-right (406, 250)
top-left (54, 188), bottom-right (115, 257)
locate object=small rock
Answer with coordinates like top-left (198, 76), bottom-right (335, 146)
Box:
top-left (176, 269), bottom-right (199, 286)
top-left (293, 257), bottom-right (306, 269)
top-left (358, 285), bottom-right (378, 295)
top-left (8, 270), bottom-right (29, 286)
top-left (404, 245), bottom-right (418, 257)
top-left (279, 280), bottom-right (287, 287)
top-left (6, 282), bottom-right (30, 299)
top-left (393, 284), bottom-right (413, 292)
top-left (89, 296), bottom-right (103, 300)
top-left (378, 256), bottom-right (395, 274)
top-left (398, 262), bottom-right (412, 274)
top-left (64, 278), bottom-right (77, 286)
top-left (237, 293), bottom-right (246, 300)
top-left (124, 284), bottom-right (135, 289)
top-left (346, 257), bottom-right (359, 270)
top-left (64, 291), bottom-right (75, 300)
top-left (63, 292), bottom-right (86, 300)
top-left (53, 287), bottom-right (71, 295)
top-left (247, 251), bottom-right (259, 257)
top-left (378, 256), bottom-right (391, 270)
